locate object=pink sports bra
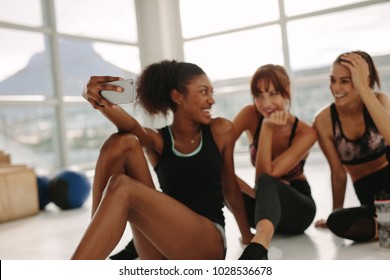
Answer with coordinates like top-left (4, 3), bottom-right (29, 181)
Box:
top-left (330, 103), bottom-right (387, 165)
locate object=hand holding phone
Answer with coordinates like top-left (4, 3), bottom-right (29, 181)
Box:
top-left (100, 79), bottom-right (135, 104)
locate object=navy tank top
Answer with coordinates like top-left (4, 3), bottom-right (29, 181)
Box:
top-left (154, 125), bottom-right (225, 227)
top-left (330, 103), bottom-right (387, 165)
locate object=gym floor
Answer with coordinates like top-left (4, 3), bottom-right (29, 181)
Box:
top-left (0, 148), bottom-right (389, 260)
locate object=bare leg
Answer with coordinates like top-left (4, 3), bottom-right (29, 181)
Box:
top-left (90, 133), bottom-right (161, 258)
top-left (71, 174), bottom-right (224, 260)
top-left (91, 133), bottom-right (155, 214)
top-left (251, 219), bottom-right (274, 249)
top-left (238, 219), bottom-right (272, 260)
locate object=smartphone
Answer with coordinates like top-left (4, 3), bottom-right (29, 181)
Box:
top-left (100, 79), bottom-right (135, 104)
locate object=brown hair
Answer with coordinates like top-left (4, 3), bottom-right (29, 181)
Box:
top-left (334, 50), bottom-right (381, 89)
top-left (250, 64), bottom-right (291, 101)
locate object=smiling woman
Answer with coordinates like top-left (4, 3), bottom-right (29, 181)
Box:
top-left (313, 51), bottom-right (390, 242)
top-left (232, 64), bottom-right (317, 260)
top-left (71, 60), bottom-right (252, 259)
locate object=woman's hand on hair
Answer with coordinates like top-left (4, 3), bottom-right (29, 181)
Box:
top-left (340, 53), bottom-right (371, 94)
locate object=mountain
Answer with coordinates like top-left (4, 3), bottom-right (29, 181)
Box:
top-left (0, 39), bottom-right (133, 95)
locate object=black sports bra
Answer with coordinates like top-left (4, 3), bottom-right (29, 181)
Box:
top-left (249, 116), bottom-right (305, 180)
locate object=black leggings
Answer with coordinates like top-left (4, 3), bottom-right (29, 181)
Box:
top-left (243, 174), bottom-right (316, 235)
top-left (326, 164), bottom-right (390, 242)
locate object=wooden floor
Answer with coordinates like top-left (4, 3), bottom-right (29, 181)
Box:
top-left (0, 149), bottom-right (389, 260)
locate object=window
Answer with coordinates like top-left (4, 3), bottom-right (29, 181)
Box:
top-left (179, 0), bottom-right (390, 154)
top-left (0, 0), bottom-right (42, 26)
top-left (0, 0), bottom-right (140, 172)
top-left (54, 0), bottom-right (138, 42)
top-left (284, 0), bottom-right (369, 16)
top-left (184, 25), bottom-right (283, 81)
top-left (1, 0), bottom-right (390, 172)
top-left (180, 0), bottom-right (279, 38)
top-left (0, 29), bottom-right (51, 95)
top-left (288, 2), bottom-right (390, 71)
top-left (0, 106), bottom-right (58, 171)
top-left (58, 38), bottom-right (140, 96)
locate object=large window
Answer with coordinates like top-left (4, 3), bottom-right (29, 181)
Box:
top-left (0, 0), bottom-right (140, 173)
top-left (180, 0), bottom-right (279, 38)
top-left (1, 0), bottom-right (390, 172)
top-left (288, 2), bottom-right (390, 71)
top-left (283, 0), bottom-right (368, 16)
top-left (0, 28), bottom-right (51, 95)
top-left (0, 0), bottom-right (42, 26)
top-left (184, 25), bottom-right (283, 80)
top-left (179, 0), bottom-right (390, 153)
top-left (180, 0), bottom-right (281, 80)
top-left (54, 0), bottom-right (138, 42)
top-left (179, 1), bottom-right (390, 117)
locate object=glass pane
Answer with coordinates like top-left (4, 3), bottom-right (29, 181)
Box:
top-left (0, 0), bottom-right (42, 26)
top-left (184, 26), bottom-right (283, 80)
top-left (0, 28), bottom-right (53, 96)
top-left (213, 89), bottom-right (252, 152)
top-left (380, 68), bottom-right (390, 94)
top-left (64, 103), bottom-right (146, 166)
top-left (180, 0), bottom-right (279, 38)
top-left (291, 79), bottom-right (333, 123)
top-left (0, 106), bottom-right (59, 173)
top-left (92, 42), bottom-right (141, 74)
top-left (64, 103), bottom-right (116, 166)
top-left (284, 0), bottom-right (369, 16)
top-left (58, 38), bottom-right (140, 96)
top-left (54, 0), bottom-right (138, 42)
top-left (287, 2), bottom-right (390, 71)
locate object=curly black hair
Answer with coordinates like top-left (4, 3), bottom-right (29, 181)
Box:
top-left (136, 60), bottom-right (205, 116)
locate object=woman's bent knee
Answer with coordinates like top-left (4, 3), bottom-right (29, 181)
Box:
top-left (105, 174), bottom-right (134, 198)
top-left (100, 133), bottom-right (141, 155)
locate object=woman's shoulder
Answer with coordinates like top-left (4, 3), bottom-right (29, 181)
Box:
top-left (376, 91), bottom-right (389, 98)
top-left (210, 117), bottom-right (234, 134)
top-left (233, 104), bottom-right (257, 120)
top-left (208, 118), bottom-right (235, 152)
top-left (312, 104), bottom-right (334, 140)
top-left (239, 104), bottom-right (257, 117)
top-left (376, 92), bottom-right (390, 104)
top-left (313, 104), bottom-right (332, 126)
top-left (293, 115), bottom-right (317, 140)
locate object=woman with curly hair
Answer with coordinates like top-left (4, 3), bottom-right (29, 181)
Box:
top-left (71, 60), bottom-right (252, 260)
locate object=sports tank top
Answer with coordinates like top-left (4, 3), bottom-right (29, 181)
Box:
top-left (249, 116), bottom-right (305, 180)
top-left (330, 103), bottom-right (387, 165)
top-left (154, 125), bottom-right (225, 227)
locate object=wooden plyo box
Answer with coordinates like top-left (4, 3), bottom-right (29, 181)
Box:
top-left (0, 151), bottom-right (11, 167)
top-left (0, 165), bottom-right (39, 223)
